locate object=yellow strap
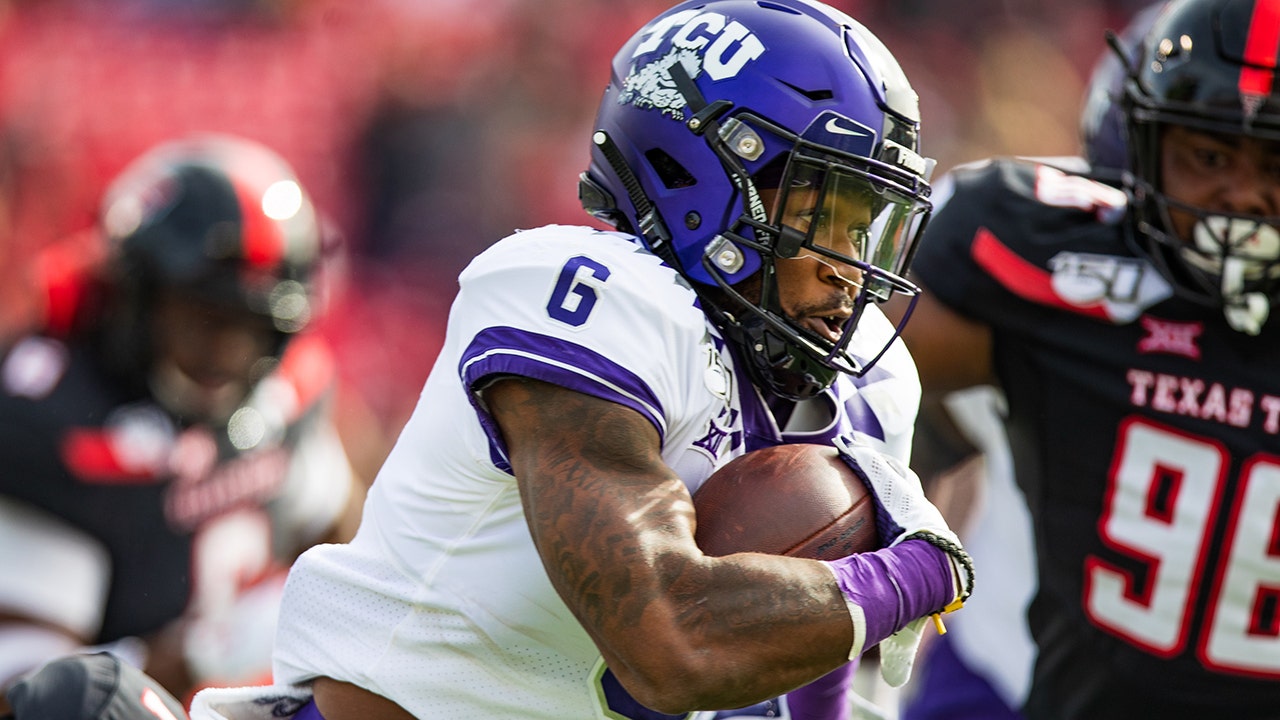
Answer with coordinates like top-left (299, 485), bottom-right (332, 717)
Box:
top-left (931, 613), bottom-right (947, 635)
top-left (930, 597), bottom-right (967, 635)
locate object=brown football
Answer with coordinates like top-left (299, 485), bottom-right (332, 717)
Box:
top-left (693, 443), bottom-right (879, 560)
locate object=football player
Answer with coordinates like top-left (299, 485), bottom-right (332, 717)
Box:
top-left (885, 0), bottom-right (1280, 717)
top-left (0, 135), bottom-right (362, 710)
top-left (191, 1), bottom-right (972, 719)
top-left (896, 5), bottom-right (1169, 719)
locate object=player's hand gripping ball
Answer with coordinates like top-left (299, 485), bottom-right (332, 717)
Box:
top-left (693, 443), bottom-right (878, 559)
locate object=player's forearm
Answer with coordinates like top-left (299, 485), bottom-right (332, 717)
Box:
top-left (521, 459), bottom-right (855, 709)
top-left (586, 551), bottom-right (854, 714)
top-left (493, 378), bottom-right (862, 709)
top-left (597, 539), bottom-right (954, 712)
top-left (522, 462), bottom-right (856, 708)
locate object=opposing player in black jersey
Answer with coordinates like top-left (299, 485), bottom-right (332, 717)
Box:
top-left (897, 6), bottom-right (1167, 719)
top-left (0, 135), bottom-right (363, 710)
top-left (885, 0), bottom-right (1280, 717)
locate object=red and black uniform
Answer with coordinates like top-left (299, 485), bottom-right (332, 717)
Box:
top-left (0, 315), bottom-right (351, 686)
top-left (912, 157), bottom-right (1280, 718)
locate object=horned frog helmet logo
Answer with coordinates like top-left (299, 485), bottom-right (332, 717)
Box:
top-left (619, 8), bottom-right (766, 120)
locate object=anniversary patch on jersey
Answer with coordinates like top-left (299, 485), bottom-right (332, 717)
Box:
top-left (972, 227), bottom-right (1175, 325)
top-left (61, 403), bottom-right (175, 483)
top-left (702, 338), bottom-right (731, 400)
top-left (1048, 250), bottom-right (1173, 323)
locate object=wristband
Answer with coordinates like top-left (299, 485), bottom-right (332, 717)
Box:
top-left (821, 539), bottom-right (954, 661)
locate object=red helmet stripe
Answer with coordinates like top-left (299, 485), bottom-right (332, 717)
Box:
top-left (232, 177), bottom-right (286, 268)
top-left (1239, 0), bottom-right (1280, 99)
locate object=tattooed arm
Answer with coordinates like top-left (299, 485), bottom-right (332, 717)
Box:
top-left (482, 376), bottom-right (854, 714)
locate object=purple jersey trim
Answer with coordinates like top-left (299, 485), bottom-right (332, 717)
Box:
top-left (739, 384), bottom-right (782, 453)
top-left (839, 391), bottom-right (883, 441)
top-left (459, 326), bottom-right (667, 472)
top-left (730, 337), bottom-right (893, 450)
top-left (837, 361), bottom-right (892, 443)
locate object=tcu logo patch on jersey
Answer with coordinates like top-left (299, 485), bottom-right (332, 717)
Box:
top-left (621, 9), bottom-right (765, 119)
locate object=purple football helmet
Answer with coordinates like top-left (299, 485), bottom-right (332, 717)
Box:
top-left (580, 0), bottom-right (934, 399)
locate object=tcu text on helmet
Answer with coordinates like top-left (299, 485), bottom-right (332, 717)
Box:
top-left (632, 9), bottom-right (765, 81)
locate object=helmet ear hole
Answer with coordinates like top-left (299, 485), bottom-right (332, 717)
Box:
top-left (578, 172), bottom-right (633, 233)
top-left (645, 149), bottom-right (697, 189)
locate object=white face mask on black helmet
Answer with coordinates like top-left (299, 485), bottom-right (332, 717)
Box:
top-left (1187, 215), bottom-right (1280, 334)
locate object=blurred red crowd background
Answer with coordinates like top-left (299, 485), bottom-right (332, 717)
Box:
top-left (0, 0), bottom-right (1154, 480)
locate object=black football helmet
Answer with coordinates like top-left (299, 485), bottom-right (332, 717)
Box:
top-left (1080, 2), bottom-right (1168, 172)
top-left (1121, 0), bottom-right (1280, 333)
top-left (579, 0), bottom-right (933, 400)
top-left (98, 134), bottom-right (322, 388)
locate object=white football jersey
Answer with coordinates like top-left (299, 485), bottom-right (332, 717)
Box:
top-left (272, 225), bottom-right (919, 719)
